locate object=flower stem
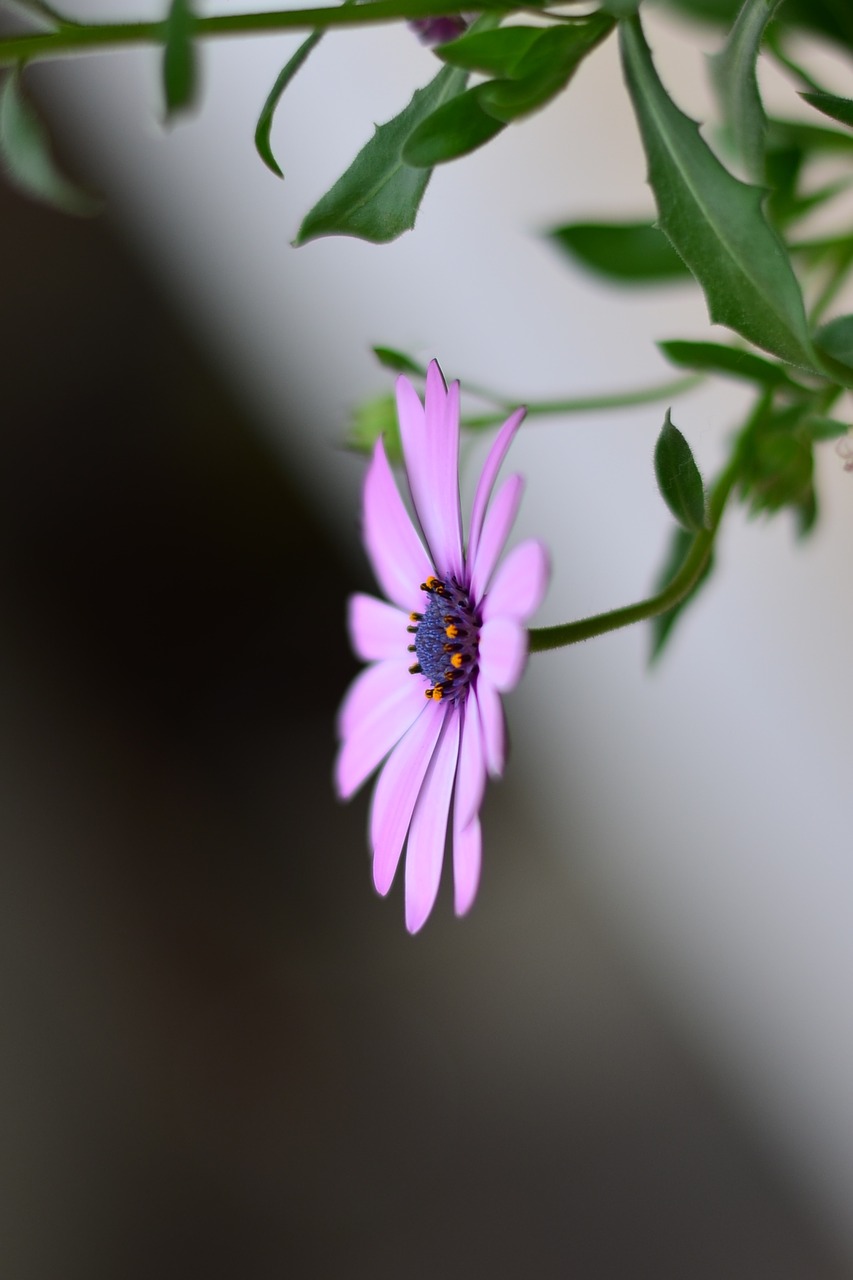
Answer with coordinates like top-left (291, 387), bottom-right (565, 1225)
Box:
top-left (527, 459), bottom-right (738, 653)
top-left (463, 373), bottom-right (702, 427)
top-left (0, 2), bottom-right (533, 65)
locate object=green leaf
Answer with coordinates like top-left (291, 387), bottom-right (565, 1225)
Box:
top-left (254, 30), bottom-right (323, 178)
top-left (295, 61), bottom-right (467, 244)
top-left (0, 68), bottom-right (99, 215)
top-left (813, 313), bottom-right (853, 376)
top-left (649, 525), bottom-right (713, 662)
top-left (619, 14), bottom-right (815, 370)
top-left (163, 0), bottom-right (197, 119)
top-left (654, 409), bottom-right (707, 532)
top-left (435, 26), bottom-right (542, 76)
top-left (348, 392), bottom-right (401, 460)
top-left (805, 415), bottom-right (848, 440)
top-left (477, 17), bottom-right (614, 123)
top-left (372, 346), bottom-right (428, 378)
top-left (766, 118), bottom-right (853, 154)
top-left (658, 339), bottom-right (803, 387)
top-left (708, 0), bottom-right (782, 181)
top-left (800, 91), bottom-right (853, 130)
top-left (402, 84), bottom-right (504, 167)
top-left (549, 220), bottom-right (691, 283)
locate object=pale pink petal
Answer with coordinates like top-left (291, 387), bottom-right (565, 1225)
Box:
top-left (405, 707), bottom-right (461, 933)
top-left (397, 365), bottom-right (463, 579)
top-left (470, 473), bottom-right (523, 603)
top-left (482, 539), bottom-right (550, 624)
top-left (363, 437), bottom-right (432, 613)
top-left (371, 700), bottom-right (444, 897)
top-left (452, 813), bottom-right (481, 918)
top-left (454, 693), bottom-right (486, 831)
top-left (337, 657), bottom-right (404, 739)
top-left (467, 407), bottom-right (526, 567)
top-left (348, 594), bottom-right (410, 662)
top-left (478, 616), bottom-right (528, 692)
top-left (476, 675), bottom-right (506, 777)
top-left (335, 663), bottom-right (425, 799)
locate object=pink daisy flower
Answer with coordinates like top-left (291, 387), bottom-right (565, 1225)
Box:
top-left (335, 360), bottom-right (549, 933)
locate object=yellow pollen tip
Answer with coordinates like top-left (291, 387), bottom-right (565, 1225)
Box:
top-left (450, 653), bottom-right (464, 669)
top-left (431, 686), bottom-right (444, 701)
top-left (445, 624), bottom-right (458, 639)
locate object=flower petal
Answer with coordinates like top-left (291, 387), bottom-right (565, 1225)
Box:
top-left (335, 661), bottom-right (426, 799)
top-left (470, 473), bottom-right (524, 603)
top-left (397, 364), bottom-right (463, 579)
top-left (348, 593), bottom-right (410, 662)
top-left (467, 407), bottom-right (526, 568)
top-left (476, 675), bottom-right (506, 777)
top-left (370, 700), bottom-right (444, 897)
top-left (482, 539), bottom-right (550, 624)
top-left (453, 813), bottom-right (481, 918)
top-left (405, 706), bottom-right (461, 933)
top-left (363, 437), bottom-right (432, 613)
top-left (455, 694), bottom-right (486, 831)
top-left (478, 616), bottom-right (528, 693)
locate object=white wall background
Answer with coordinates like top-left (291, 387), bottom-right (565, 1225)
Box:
top-left (39, 1), bottom-right (853, 1258)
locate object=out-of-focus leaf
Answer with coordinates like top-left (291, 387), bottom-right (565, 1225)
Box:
top-left (348, 392), bottom-right (401, 460)
top-left (654, 410), bottom-right (707, 532)
top-left (806, 415), bottom-right (848, 440)
top-left (549, 220), bottom-right (690, 283)
top-left (435, 25), bottom-right (542, 76)
top-left (766, 118), bottom-right (853, 154)
top-left (0, 68), bottom-right (99, 214)
top-left (163, 0), bottom-right (197, 119)
top-left (737, 396), bottom-right (816, 518)
top-left (402, 84), bottom-right (504, 166)
top-left (372, 346), bottom-right (428, 378)
top-left (708, 0), bottom-right (781, 181)
top-left (619, 14), bottom-right (815, 370)
top-left (800, 91), bottom-right (853, 130)
top-left (255, 30), bottom-right (323, 178)
top-left (814, 314), bottom-right (853, 381)
top-left (660, 0), bottom-right (853, 49)
top-left (658, 339), bottom-right (804, 387)
top-left (649, 525), bottom-right (713, 662)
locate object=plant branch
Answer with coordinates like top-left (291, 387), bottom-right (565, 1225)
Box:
top-left (528, 459), bottom-right (738, 653)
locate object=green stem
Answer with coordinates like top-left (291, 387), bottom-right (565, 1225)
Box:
top-left (528, 459), bottom-right (738, 653)
top-left (0, 1), bottom-right (529, 65)
top-left (463, 373), bottom-right (702, 427)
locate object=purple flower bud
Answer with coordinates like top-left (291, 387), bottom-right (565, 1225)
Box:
top-left (408, 17), bottom-right (468, 45)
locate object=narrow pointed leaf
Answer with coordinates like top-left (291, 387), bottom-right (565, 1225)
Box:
top-left (708, 0), bottom-right (782, 181)
top-left (658, 339), bottom-right (804, 388)
top-left (163, 0), bottom-right (197, 118)
top-left (549, 220), bottom-right (690, 283)
top-left (372, 346), bottom-right (428, 378)
top-left (655, 409), bottom-right (707, 532)
top-left (477, 17), bottom-right (614, 123)
top-left (255, 29), bottom-right (323, 178)
top-left (402, 83), bottom-right (504, 166)
top-left (619, 14), bottom-right (815, 370)
top-left (800, 91), bottom-right (853, 130)
top-left (649, 526), bottom-right (713, 662)
top-left (0, 68), bottom-right (99, 214)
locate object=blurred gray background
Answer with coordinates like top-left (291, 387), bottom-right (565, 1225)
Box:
top-left (3, 4), bottom-right (853, 1276)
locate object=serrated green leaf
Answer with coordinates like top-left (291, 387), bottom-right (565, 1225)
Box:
top-left (372, 346), bottom-right (428, 378)
top-left (255, 30), bottom-right (323, 178)
top-left (295, 61), bottom-right (466, 244)
top-left (800, 91), bottom-right (853, 130)
top-left (163, 0), bottom-right (197, 119)
top-left (435, 26), bottom-right (542, 76)
top-left (0, 68), bottom-right (99, 215)
top-left (655, 409), bottom-right (707, 532)
top-left (478, 17), bottom-right (614, 123)
top-left (708, 0), bottom-right (782, 182)
top-left (619, 14), bottom-right (815, 370)
top-left (348, 392), bottom-right (401, 460)
top-left (549, 220), bottom-right (690, 283)
top-left (649, 525), bottom-right (713, 662)
top-left (402, 84), bottom-right (504, 167)
top-left (658, 339), bottom-right (802, 387)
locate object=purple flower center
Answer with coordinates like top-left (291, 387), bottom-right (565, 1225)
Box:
top-left (408, 575), bottom-right (480, 703)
